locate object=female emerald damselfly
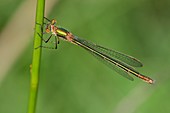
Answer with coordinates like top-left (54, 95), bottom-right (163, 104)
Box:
top-left (38, 17), bottom-right (154, 84)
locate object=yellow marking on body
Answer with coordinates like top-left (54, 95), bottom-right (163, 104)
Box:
top-left (57, 29), bottom-right (67, 36)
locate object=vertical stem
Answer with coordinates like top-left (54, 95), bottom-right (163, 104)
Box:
top-left (28, 0), bottom-right (45, 113)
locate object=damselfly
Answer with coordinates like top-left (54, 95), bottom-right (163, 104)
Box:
top-left (38, 17), bottom-right (154, 84)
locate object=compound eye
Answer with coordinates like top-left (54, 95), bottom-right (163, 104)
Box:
top-left (51, 19), bottom-right (57, 25)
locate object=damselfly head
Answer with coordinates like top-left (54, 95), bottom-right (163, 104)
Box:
top-left (51, 19), bottom-right (57, 25)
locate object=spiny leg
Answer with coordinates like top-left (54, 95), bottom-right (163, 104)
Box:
top-left (36, 22), bottom-right (47, 36)
top-left (35, 35), bottom-right (57, 49)
top-left (36, 21), bottom-right (54, 43)
top-left (44, 17), bottom-right (51, 22)
top-left (35, 34), bottom-right (59, 49)
top-left (54, 36), bottom-right (58, 49)
top-left (43, 34), bottom-right (53, 43)
top-left (36, 22), bottom-right (47, 34)
top-left (36, 35), bottom-right (58, 49)
top-left (57, 37), bottom-right (60, 44)
top-left (41, 36), bottom-right (59, 49)
top-left (35, 25), bottom-right (55, 49)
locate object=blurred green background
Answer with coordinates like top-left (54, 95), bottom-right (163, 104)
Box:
top-left (0, 0), bottom-right (170, 113)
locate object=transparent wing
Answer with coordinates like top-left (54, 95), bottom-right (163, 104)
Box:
top-left (89, 50), bottom-right (134, 81)
top-left (73, 37), bottom-right (135, 81)
top-left (94, 45), bottom-right (143, 67)
top-left (74, 37), bottom-right (143, 67)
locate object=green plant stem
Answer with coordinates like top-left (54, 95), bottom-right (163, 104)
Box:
top-left (27, 0), bottom-right (45, 113)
